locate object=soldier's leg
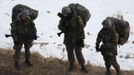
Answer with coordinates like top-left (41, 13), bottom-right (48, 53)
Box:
top-left (65, 44), bottom-right (75, 71)
top-left (74, 46), bottom-right (85, 65)
top-left (24, 40), bottom-right (33, 66)
top-left (111, 56), bottom-right (120, 75)
top-left (103, 55), bottom-right (112, 75)
top-left (13, 42), bottom-right (22, 70)
top-left (75, 46), bottom-right (88, 73)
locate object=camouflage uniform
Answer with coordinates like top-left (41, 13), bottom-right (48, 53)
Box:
top-left (96, 28), bottom-right (120, 75)
top-left (58, 13), bottom-right (87, 70)
top-left (11, 19), bottom-right (37, 67)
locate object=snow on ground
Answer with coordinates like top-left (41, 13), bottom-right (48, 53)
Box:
top-left (0, 0), bottom-right (134, 70)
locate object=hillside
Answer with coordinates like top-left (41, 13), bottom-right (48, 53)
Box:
top-left (0, 48), bottom-right (133, 75)
top-left (0, 0), bottom-right (134, 70)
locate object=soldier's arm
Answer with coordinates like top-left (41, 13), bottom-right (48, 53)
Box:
top-left (31, 21), bottom-right (37, 36)
top-left (58, 19), bottom-right (67, 33)
top-left (96, 29), bottom-right (103, 47)
top-left (95, 29), bottom-right (103, 51)
top-left (29, 21), bottom-right (37, 40)
top-left (10, 21), bottom-right (19, 42)
top-left (10, 21), bottom-right (18, 35)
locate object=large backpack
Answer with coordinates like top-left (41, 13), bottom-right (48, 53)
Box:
top-left (12, 4), bottom-right (38, 22)
top-left (68, 3), bottom-right (91, 26)
top-left (103, 17), bottom-right (130, 45)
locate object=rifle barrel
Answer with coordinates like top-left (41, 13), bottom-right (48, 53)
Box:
top-left (5, 34), bottom-right (12, 38)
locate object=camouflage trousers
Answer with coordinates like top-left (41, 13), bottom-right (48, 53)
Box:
top-left (103, 54), bottom-right (120, 73)
top-left (65, 44), bottom-right (85, 65)
top-left (13, 40), bottom-right (33, 62)
top-left (100, 45), bottom-right (120, 73)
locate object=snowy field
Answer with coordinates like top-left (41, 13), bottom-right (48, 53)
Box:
top-left (0, 0), bottom-right (134, 70)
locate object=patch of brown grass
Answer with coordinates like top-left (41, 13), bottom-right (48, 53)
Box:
top-left (0, 48), bottom-right (133, 75)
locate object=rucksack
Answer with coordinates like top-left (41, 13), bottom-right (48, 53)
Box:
top-left (12, 4), bottom-right (38, 22)
top-left (68, 3), bottom-right (91, 26)
top-left (103, 17), bottom-right (130, 45)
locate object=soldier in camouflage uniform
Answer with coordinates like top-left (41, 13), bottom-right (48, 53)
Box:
top-left (58, 6), bottom-right (88, 73)
top-left (11, 10), bottom-right (37, 70)
top-left (95, 19), bottom-right (120, 75)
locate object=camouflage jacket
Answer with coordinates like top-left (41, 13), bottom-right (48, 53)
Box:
top-left (96, 28), bottom-right (118, 53)
top-left (10, 20), bottom-right (37, 42)
top-left (58, 14), bottom-right (85, 45)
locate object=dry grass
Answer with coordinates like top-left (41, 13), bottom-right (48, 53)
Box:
top-left (0, 48), bottom-right (133, 75)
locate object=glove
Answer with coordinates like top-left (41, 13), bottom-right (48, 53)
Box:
top-left (76, 38), bottom-right (84, 47)
top-left (33, 35), bottom-right (37, 40)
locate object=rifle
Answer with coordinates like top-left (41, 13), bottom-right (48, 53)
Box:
top-left (57, 13), bottom-right (65, 19)
top-left (5, 34), bottom-right (13, 38)
top-left (5, 34), bottom-right (39, 40)
top-left (57, 32), bottom-right (63, 37)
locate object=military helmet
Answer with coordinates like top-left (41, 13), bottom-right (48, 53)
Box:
top-left (62, 6), bottom-right (71, 16)
top-left (102, 17), bottom-right (113, 28)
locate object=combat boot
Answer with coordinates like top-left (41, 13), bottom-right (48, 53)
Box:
top-left (117, 72), bottom-right (121, 75)
top-left (14, 61), bottom-right (20, 70)
top-left (25, 58), bottom-right (33, 66)
top-left (81, 65), bottom-right (88, 73)
top-left (105, 71), bottom-right (111, 75)
top-left (105, 69), bottom-right (111, 75)
top-left (115, 64), bottom-right (121, 75)
top-left (116, 70), bottom-right (121, 75)
top-left (68, 63), bottom-right (74, 72)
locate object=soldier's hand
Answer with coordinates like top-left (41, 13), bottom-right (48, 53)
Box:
top-left (33, 35), bottom-right (37, 40)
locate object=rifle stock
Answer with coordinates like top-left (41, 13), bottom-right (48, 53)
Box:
top-left (57, 32), bottom-right (63, 37)
top-left (5, 34), bottom-right (39, 39)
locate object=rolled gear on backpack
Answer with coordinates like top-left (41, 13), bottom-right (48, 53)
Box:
top-left (68, 3), bottom-right (91, 26)
top-left (12, 4), bottom-right (38, 22)
top-left (102, 17), bottom-right (130, 45)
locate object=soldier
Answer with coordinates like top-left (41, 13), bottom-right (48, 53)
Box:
top-left (58, 6), bottom-right (88, 73)
top-left (95, 18), bottom-right (120, 75)
top-left (10, 10), bottom-right (37, 70)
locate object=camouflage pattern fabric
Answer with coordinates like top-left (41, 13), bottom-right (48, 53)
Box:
top-left (96, 28), bottom-right (120, 75)
top-left (68, 3), bottom-right (91, 25)
top-left (58, 13), bottom-right (86, 66)
top-left (10, 19), bottom-right (37, 62)
top-left (102, 17), bottom-right (130, 45)
top-left (58, 14), bottom-right (85, 46)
